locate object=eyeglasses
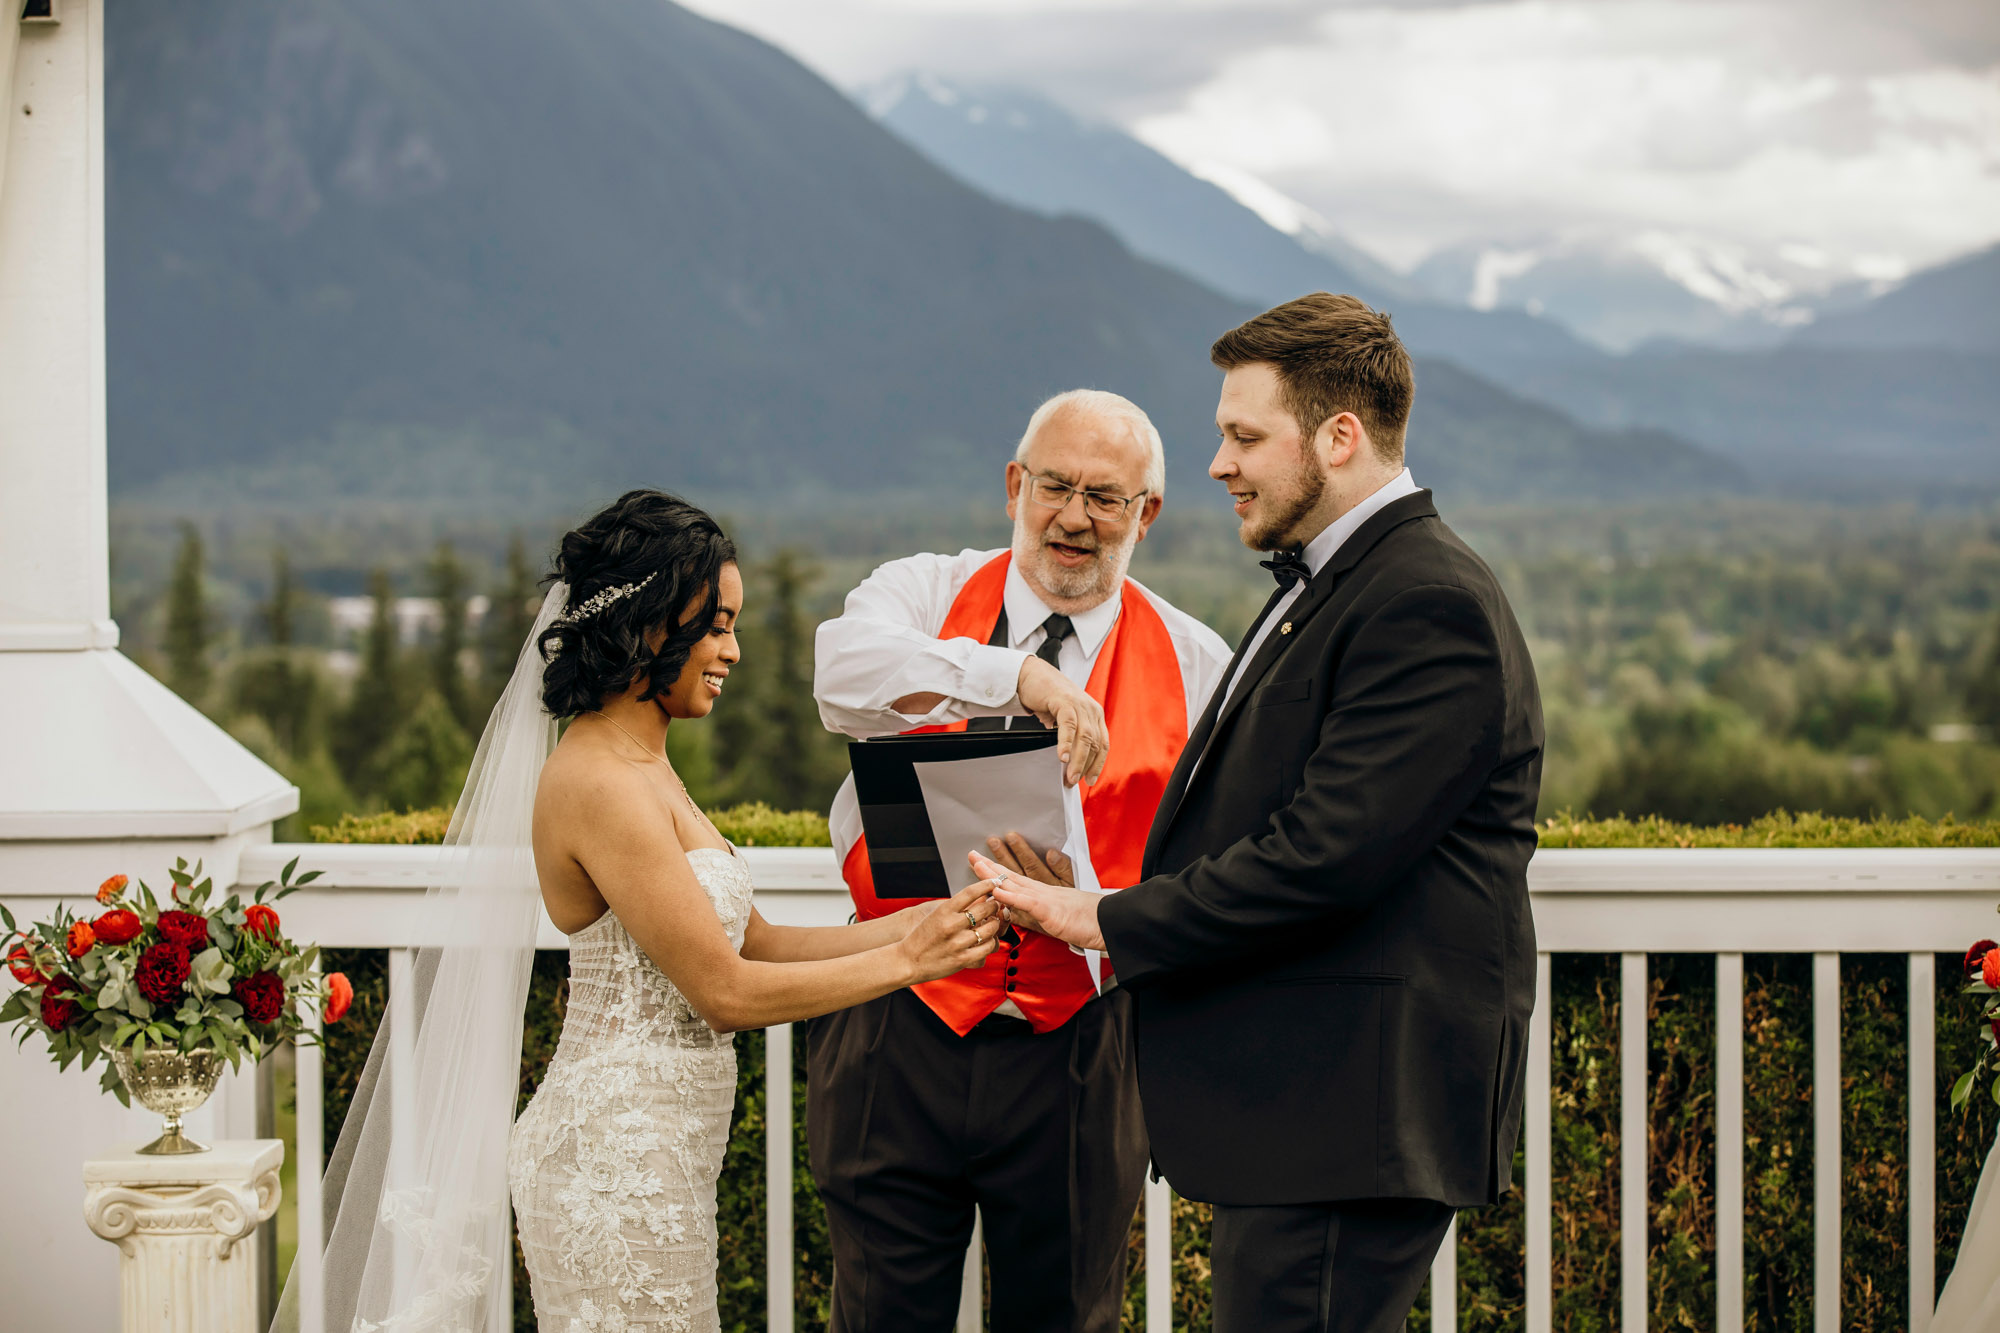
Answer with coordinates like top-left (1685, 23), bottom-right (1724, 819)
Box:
top-left (1020, 470), bottom-right (1149, 523)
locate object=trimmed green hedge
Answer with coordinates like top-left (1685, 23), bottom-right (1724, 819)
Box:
top-left (313, 813), bottom-right (2000, 1331)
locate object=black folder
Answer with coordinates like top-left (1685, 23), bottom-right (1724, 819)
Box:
top-left (848, 729), bottom-right (1059, 898)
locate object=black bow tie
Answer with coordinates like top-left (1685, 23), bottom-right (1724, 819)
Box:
top-left (1260, 550), bottom-right (1310, 590)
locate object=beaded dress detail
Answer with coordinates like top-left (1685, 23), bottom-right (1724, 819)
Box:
top-left (509, 848), bottom-right (754, 1333)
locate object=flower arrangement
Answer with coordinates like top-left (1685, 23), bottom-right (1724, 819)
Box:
top-left (1954, 935), bottom-right (2000, 1110)
top-left (1, 858), bottom-right (352, 1105)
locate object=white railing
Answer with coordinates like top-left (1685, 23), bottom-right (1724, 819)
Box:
top-left (237, 843), bottom-right (2000, 1333)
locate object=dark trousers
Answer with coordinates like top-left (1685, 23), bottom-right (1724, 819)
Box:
top-left (805, 986), bottom-right (1148, 1333)
top-left (1210, 1197), bottom-right (1456, 1333)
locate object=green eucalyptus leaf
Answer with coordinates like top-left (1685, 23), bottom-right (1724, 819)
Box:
top-left (1954, 1069), bottom-right (1977, 1108)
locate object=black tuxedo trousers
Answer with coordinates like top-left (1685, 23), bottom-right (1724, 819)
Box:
top-left (1099, 492), bottom-right (1544, 1330)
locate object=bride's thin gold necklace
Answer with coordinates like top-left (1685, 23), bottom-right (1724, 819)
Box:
top-left (588, 710), bottom-right (701, 819)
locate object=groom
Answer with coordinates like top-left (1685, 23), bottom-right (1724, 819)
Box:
top-left (986, 294), bottom-right (1544, 1332)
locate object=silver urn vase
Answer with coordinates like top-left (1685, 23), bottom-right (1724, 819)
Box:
top-left (112, 1047), bottom-right (223, 1155)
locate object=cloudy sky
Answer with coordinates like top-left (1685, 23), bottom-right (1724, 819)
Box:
top-left (678, 0), bottom-right (2000, 277)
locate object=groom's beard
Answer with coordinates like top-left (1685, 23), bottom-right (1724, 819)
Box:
top-left (1012, 512), bottom-right (1137, 607)
top-left (1242, 446), bottom-right (1326, 552)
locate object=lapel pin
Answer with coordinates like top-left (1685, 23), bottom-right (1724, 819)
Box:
top-left (1280, 621), bottom-right (1293, 635)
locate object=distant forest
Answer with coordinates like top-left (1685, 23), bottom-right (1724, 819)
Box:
top-left (111, 496), bottom-right (2000, 835)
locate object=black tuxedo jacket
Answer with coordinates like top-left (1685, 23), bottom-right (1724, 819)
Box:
top-left (1098, 491), bottom-right (1543, 1208)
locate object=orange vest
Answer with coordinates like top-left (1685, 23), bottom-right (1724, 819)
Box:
top-left (841, 553), bottom-right (1189, 1034)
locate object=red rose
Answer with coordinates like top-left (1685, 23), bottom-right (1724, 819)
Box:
top-left (39, 976), bottom-right (81, 1033)
top-left (97, 874), bottom-right (128, 904)
top-left (156, 910), bottom-right (209, 952)
top-left (1967, 940), bottom-right (1999, 981)
top-left (243, 905), bottom-right (281, 939)
top-left (92, 910), bottom-right (143, 947)
top-left (324, 972), bottom-right (354, 1025)
top-left (135, 942), bottom-right (190, 1005)
top-left (65, 921), bottom-right (97, 958)
top-left (231, 971), bottom-right (286, 1025)
top-left (6, 942), bottom-right (46, 985)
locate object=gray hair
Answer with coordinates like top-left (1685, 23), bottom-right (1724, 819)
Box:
top-left (1014, 389), bottom-right (1166, 497)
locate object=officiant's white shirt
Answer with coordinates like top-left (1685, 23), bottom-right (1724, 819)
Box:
top-left (816, 548), bottom-right (1231, 1008)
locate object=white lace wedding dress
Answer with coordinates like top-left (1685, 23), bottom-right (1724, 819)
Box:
top-left (508, 847), bottom-right (754, 1333)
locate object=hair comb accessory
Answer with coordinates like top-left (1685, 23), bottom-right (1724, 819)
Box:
top-left (552, 572), bottom-right (657, 629)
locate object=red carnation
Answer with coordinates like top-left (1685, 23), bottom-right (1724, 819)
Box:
top-left (7, 941), bottom-right (46, 986)
top-left (135, 942), bottom-right (190, 1005)
top-left (1967, 940), bottom-right (1998, 982)
top-left (92, 910), bottom-right (143, 947)
top-left (231, 971), bottom-right (286, 1025)
top-left (97, 874), bottom-right (128, 904)
top-left (156, 910), bottom-right (209, 952)
top-left (39, 976), bottom-right (81, 1033)
top-left (242, 904), bottom-right (281, 939)
top-left (65, 921), bottom-right (97, 958)
top-left (324, 972), bottom-right (354, 1025)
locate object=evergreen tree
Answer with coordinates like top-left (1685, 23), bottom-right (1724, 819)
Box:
top-left (482, 536), bottom-right (538, 705)
top-left (1967, 618), bottom-right (2000, 734)
top-left (368, 691), bottom-right (474, 813)
top-left (712, 549), bottom-right (848, 810)
top-left (337, 569), bottom-right (405, 788)
top-left (163, 522), bottom-right (212, 706)
top-left (231, 549), bottom-right (320, 756)
top-left (428, 543), bottom-right (474, 732)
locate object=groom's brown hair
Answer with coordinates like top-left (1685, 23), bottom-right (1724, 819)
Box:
top-left (1210, 292), bottom-right (1414, 463)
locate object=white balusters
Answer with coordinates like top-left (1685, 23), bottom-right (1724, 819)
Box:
top-left (1146, 1175), bottom-right (1172, 1329)
top-left (1716, 952), bottom-right (1744, 1333)
top-left (1430, 1214), bottom-right (1458, 1332)
top-left (767, 1022), bottom-right (796, 1333)
top-left (1527, 951), bottom-right (1553, 1333)
top-left (1813, 952), bottom-right (1840, 1333)
top-left (1622, 952), bottom-right (1648, 1332)
top-left (1909, 952), bottom-right (1935, 1333)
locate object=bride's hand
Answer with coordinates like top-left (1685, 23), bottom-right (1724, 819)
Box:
top-left (895, 881), bottom-right (1002, 982)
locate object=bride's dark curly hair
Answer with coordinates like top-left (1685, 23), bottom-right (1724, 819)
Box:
top-left (538, 490), bottom-right (738, 720)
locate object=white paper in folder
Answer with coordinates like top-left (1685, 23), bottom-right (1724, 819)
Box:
top-left (910, 745), bottom-right (1110, 992)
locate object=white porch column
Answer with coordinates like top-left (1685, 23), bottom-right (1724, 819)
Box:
top-left (0, 4), bottom-right (297, 1328)
top-left (83, 1139), bottom-right (285, 1333)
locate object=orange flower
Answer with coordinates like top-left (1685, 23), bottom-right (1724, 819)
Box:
top-left (96, 874), bottom-right (128, 904)
top-left (1984, 949), bottom-right (2000, 991)
top-left (65, 921), bottom-right (97, 958)
top-left (324, 972), bottom-right (354, 1025)
top-left (6, 942), bottom-right (46, 986)
top-left (243, 904), bottom-right (281, 939)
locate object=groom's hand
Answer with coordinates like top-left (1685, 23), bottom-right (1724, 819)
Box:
top-left (969, 850), bottom-right (1105, 952)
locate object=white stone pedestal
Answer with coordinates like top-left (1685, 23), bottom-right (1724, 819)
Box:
top-left (83, 1139), bottom-right (284, 1333)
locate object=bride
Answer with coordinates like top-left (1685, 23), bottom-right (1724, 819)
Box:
top-left (287, 490), bottom-right (1001, 1333)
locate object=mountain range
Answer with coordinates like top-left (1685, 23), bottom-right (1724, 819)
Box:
top-left (103, 0), bottom-right (1736, 518)
top-left (869, 74), bottom-right (2000, 490)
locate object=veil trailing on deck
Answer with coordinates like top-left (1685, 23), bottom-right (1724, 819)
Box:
top-left (275, 584), bottom-right (568, 1333)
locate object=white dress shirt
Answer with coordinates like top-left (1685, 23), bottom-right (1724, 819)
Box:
top-left (816, 548), bottom-right (1232, 1014)
top-left (1215, 468), bottom-right (1422, 714)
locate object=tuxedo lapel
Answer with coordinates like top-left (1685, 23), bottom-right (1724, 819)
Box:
top-left (1142, 585), bottom-right (1283, 874)
top-left (1143, 491), bottom-right (1440, 869)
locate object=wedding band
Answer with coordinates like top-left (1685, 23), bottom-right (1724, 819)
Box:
top-left (964, 909), bottom-right (978, 930)
top-left (989, 875), bottom-right (1006, 892)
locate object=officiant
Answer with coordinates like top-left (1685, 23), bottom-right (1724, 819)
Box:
top-left (809, 390), bottom-right (1230, 1332)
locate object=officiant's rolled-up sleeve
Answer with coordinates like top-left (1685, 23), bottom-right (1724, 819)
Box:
top-left (815, 550), bottom-right (1030, 738)
top-left (1099, 583), bottom-right (1507, 988)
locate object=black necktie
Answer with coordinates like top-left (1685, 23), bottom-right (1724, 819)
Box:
top-left (970, 613), bottom-right (1075, 731)
top-left (1260, 550), bottom-right (1310, 590)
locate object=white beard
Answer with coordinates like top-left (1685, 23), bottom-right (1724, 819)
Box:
top-left (1010, 510), bottom-right (1138, 608)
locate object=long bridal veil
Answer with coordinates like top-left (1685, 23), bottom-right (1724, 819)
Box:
top-left (275, 585), bottom-right (567, 1333)
top-left (1934, 1131), bottom-right (2000, 1330)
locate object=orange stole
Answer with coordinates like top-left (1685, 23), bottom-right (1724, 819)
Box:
top-left (840, 553), bottom-right (1189, 1035)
